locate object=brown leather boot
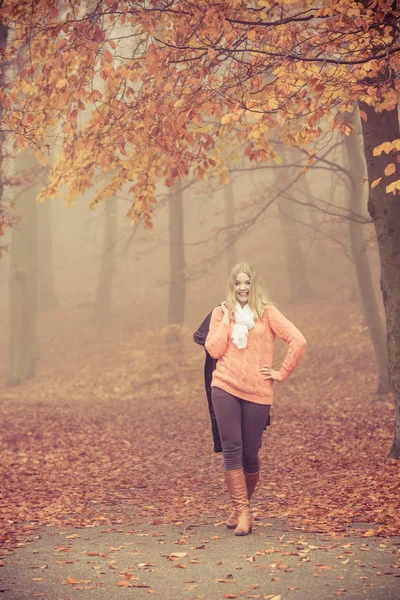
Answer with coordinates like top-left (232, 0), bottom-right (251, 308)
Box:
top-left (225, 468), bottom-right (252, 536)
top-left (226, 470), bottom-right (260, 529)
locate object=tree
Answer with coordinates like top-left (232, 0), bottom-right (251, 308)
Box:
top-left (1, 0), bottom-right (399, 454)
top-left (360, 104), bottom-right (400, 457)
top-left (37, 198), bottom-right (58, 310)
top-left (8, 151), bottom-right (38, 386)
top-left (167, 180), bottom-right (185, 330)
top-left (0, 11), bottom-right (15, 255)
top-left (92, 197), bottom-right (117, 322)
top-left (276, 147), bottom-right (314, 302)
top-left (224, 176), bottom-right (237, 271)
top-left (343, 118), bottom-right (390, 394)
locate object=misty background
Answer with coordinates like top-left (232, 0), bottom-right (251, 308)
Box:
top-left (0, 129), bottom-right (385, 394)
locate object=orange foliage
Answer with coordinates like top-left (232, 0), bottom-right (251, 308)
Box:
top-left (0, 0), bottom-right (399, 227)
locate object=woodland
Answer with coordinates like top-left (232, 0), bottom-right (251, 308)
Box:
top-left (0, 0), bottom-right (400, 582)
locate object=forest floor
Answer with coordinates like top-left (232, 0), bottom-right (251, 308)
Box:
top-left (0, 300), bottom-right (399, 599)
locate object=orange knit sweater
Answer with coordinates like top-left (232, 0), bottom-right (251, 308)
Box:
top-left (205, 304), bottom-right (306, 405)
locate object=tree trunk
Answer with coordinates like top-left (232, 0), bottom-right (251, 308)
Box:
top-left (167, 180), bottom-right (185, 336)
top-left (343, 119), bottom-right (390, 394)
top-left (360, 103), bottom-right (400, 457)
top-left (92, 196), bottom-right (117, 322)
top-left (37, 199), bottom-right (58, 310)
top-left (224, 177), bottom-right (237, 270)
top-left (8, 152), bottom-right (38, 386)
top-left (277, 173), bottom-right (314, 302)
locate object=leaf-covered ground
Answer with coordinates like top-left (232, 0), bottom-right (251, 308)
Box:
top-left (0, 301), bottom-right (399, 557)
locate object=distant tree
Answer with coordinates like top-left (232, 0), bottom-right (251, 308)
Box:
top-left (8, 152), bottom-right (38, 385)
top-left (167, 180), bottom-right (185, 332)
top-left (93, 197), bottom-right (117, 322)
top-left (276, 147), bottom-right (314, 302)
top-left (37, 198), bottom-right (58, 310)
top-left (224, 177), bottom-right (237, 271)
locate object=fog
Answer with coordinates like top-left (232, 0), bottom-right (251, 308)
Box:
top-left (0, 137), bottom-right (381, 387)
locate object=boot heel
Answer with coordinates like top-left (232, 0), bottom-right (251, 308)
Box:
top-left (234, 526), bottom-right (252, 536)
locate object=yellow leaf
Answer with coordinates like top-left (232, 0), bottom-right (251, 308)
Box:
top-left (386, 180), bottom-right (400, 194)
top-left (384, 162), bottom-right (396, 176)
top-left (373, 141), bottom-right (394, 156)
top-left (208, 48), bottom-right (216, 60)
top-left (371, 178), bottom-right (382, 188)
top-left (221, 113), bottom-right (234, 124)
top-left (359, 110), bottom-right (367, 122)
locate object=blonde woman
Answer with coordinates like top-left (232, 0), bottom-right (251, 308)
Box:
top-left (205, 262), bottom-right (306, 536)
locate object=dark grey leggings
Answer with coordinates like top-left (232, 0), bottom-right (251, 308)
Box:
top-left (211, 387), bottom-right (271, 473)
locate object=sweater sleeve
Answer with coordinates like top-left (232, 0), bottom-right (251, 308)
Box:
top-left (266, 305), bottom-right (307, 382)
top-left (205, 307), bottom-right (230, 359)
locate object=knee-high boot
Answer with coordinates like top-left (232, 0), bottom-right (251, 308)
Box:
top-left (224, 468), bottom-right (252, 536)
top-left (226, 470), bottom-right (259, 530)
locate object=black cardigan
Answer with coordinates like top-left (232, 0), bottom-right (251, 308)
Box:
top-left (193, 310), bottom-right (270, 453)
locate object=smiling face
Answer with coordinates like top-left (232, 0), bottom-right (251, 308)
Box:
top-left (235, 271), bottom-right (251, 307)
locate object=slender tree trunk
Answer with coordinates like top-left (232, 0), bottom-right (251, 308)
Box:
top-left (92, 196), bottom-right (117, 322)
top-left (167, 180), bottom-right (185, 334)
top-left (224, 177), bottom-right (237, 270)
top-left (37, 199), bottom-right (58, 310)
top-left (360, 103), bottom-right (400, 457)
top-left (277, 167), bottom-right (314, 302)
top-left (8, 152), bottom-right (38, 386)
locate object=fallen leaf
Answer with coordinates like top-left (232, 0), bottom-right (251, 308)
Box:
top-left (62, 577), bottom-right (80, 585)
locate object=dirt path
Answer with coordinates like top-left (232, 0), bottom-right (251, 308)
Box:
top-left (1, 518), bottom-right (400, 600)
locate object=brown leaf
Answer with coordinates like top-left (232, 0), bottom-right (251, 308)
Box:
top-left (62, 576), bottom-right (80, 585)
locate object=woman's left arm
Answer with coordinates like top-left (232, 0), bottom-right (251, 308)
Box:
top-left (264, 305), bottom-right (307, 382)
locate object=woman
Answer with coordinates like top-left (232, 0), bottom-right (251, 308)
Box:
top-left (205, 262), bottom-right (306, 536)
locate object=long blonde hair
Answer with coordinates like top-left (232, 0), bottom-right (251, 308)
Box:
top-left (226, 262), bottom-right (271, 320)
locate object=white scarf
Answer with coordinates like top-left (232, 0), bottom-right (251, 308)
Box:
top-left (232, 302), bottom-right (255, 349)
